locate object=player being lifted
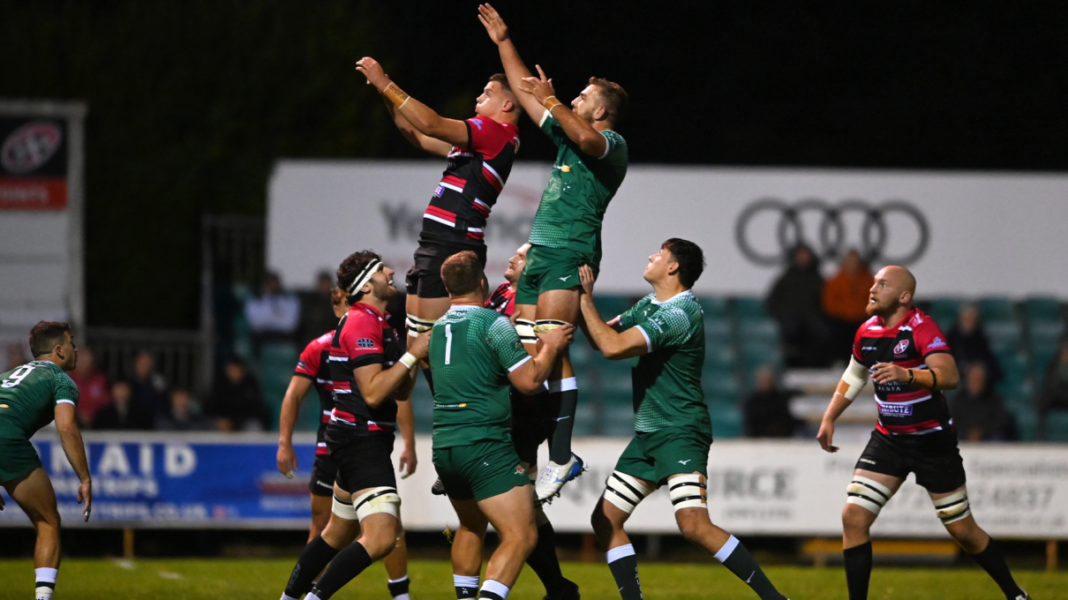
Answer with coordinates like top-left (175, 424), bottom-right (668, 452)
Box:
top-left (280, 251), bottom-right (430, 600)
top-left (817, 266), bottom-right (1031, 600)
top-left (277, 287), bottom-right (415, 600)
top-left (355, 57), bottom-right (522, 360)
top-left (429, 251), bottom-right (574, 600)
top-left (579, 241), bottom-right (790, 600)
top-left (0, 322), bottom-right (92, 600)
top-left (433, 245), bottom-right (581, 600)
top-left (479, 3), bottom-right (630, 501)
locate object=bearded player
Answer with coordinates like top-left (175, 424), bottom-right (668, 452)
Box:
top-left (277, 287), bottom-right (416, 600)
top-left (817, 266), bottom-right (1032, 600)
top-left (578, 241), bottom-right (789, 600)
top-left (0, 322), bottom-right (92, 600)
top-left (355, 57), bottom-right (522, 362)
top-left (479, 3), bottom-right (630, 501)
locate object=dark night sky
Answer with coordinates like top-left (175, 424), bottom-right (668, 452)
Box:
top-left (2, 1), bottom-right (1066, 328)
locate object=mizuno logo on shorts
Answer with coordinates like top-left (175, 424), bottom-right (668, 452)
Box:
top-left (678, 459), bottom-right (691, 465)
top-left (559, 275), bottom-right (572, 282)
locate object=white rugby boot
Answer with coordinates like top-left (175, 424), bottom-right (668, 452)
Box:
top-left (534, 452), bottom-right (585, 503)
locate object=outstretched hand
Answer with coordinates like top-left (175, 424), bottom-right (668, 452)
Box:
top-left (355, 57), bottom-right (390, 92)
top-left (579, 265), bottom-right (596, 296)
top-left (477, 4), bottom-right (509, 44)
top-left (519, 65), bottom-right (556, 105)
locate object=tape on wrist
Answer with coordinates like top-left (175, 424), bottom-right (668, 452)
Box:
top-left (543, 96), bottom-right (563, 113)
top-left (399, 353), bottom-right (418, 370)
top-left (383, 82), bottom-right (410, 109)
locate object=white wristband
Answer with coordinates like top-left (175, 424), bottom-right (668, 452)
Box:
top-left (399, 353), bottom-right (418, 369)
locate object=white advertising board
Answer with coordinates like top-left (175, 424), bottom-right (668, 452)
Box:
top-left (268, 161), bottom-right (1068, 298)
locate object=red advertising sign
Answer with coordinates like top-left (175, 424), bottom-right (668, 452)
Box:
top-left (0, 118), bottom-right (68, 210)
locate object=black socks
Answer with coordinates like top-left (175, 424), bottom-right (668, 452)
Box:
top-left (285, 535), bottom-right (340, 598)
top-left (843, 541), bottom-right (873, 600)
top-left (309, 542), bottom-right (373, 600)
top-left (548, 385), bottom-right (578, 464)
top-left (606, 544), bottom-right (643, 600)
top-left (969, 538), bottom-right (1024, 600)
top-left (526, 522), bottom-right (566, 595)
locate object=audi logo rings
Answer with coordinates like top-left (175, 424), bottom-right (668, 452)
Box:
top-left (734, 198), bottom-right (930, 267)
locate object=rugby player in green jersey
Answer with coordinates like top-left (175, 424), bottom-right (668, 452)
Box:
top-left (429, 251), bottom-right (574, 600)
top-left (578, 241), bottom-right (790, 600)
top-left (0, 322), bottom-right (92, 600)
top-left (479, 3), bottom-right (630, 502)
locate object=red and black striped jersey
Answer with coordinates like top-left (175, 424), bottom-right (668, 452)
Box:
top-left (294, 330), bottom-right (335, 456)
top-left (485, 282), bottom-right (515, 317)
top-left (852, 308), bottom-right (954, 437)
top-left (326, 303), bottom-right (404, 440)
top-left (421, 117), bottom-right (519, 247)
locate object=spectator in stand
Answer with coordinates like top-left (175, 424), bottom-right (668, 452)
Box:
top-left (204, 355), bottom-right (268, 431)
top-left (766, 243), bottom-right (830, 367)
top-left (1036, 342), bottom-right (1068, 440)
top-left (949, 363), bottom-right (1014, 441)
top-left (156, 388), bottom-right (212, 431)
top-left (945, 302), bottom-right (1002, 384)
top-left (821, 249), bottom-right (873, 361)
top-left (129, 349), bottom-right (168, 417)
top-left (68, 346), bottom-right (111, 427)
top-left (93, 380), bottom-right (155, 430)
top-left (742, 365), bottom-right (802, 438)
top-left (297, 270), bottom-right (339, 346)
top-left (245, 271), bottom-right (301, 352)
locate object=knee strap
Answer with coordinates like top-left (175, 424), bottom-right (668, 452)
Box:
top-left (933, 488), bottom-right (972, 525)
top-left (533, 319), bottom-right (569, 333)
top-left (603, 471), bottom-right (655, 515)
top-left (846, 476), bottom-right (894, 515)
top-left (332, 493), bottom-right (360, 521)
top-left (353, 486), bottom-right (401, 522)
top-left (669, 474), bottom-right (707, 513)
top-left (406, 314), bottom-right (436, 337)
top-left (515, 319), bottom-right (538, 345)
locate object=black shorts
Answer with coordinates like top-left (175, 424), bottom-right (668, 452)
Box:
top-left (856, 431), bottom-right (966, 494)
top-left (405, 240), bottom-right (486, 299)
top-left (510, 389), bottom-right (560, 466)
top-left (328, 433), bottom-right (396, 494)
top-left (309, 453), bottom-right (337, 497)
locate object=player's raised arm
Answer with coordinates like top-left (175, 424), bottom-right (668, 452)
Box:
top-left (356, 57), bottom-right (469, 149)
top-left (478, 4), bottom-right (546, 124)
top-left (382, 98), bottom-right (453, 157)
top-left (520, 66), bottom-right (608, 158)
top-left (55, 403), bottom-right (92, 521)
top-left (277, 375), bottom-right (313, 477)
top-left (577, 265), bottom-right (648, 359)
top-left (353, 330), bottom-right (430, 408)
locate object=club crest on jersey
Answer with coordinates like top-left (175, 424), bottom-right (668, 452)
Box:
top-left (357, 338), bottom-right (375, 348)
top-left (894, 339), bottom-right (910, 354)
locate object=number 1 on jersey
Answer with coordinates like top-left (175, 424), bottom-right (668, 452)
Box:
top-left (444, 324), bottom-right (453, 365)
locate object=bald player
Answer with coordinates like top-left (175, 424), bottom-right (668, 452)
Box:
top-left (817, 266), bottom-right (1032, 600)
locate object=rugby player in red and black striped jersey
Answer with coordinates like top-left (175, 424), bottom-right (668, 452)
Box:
top-left (355, 57), bottom-right (522, 350)
top-left (279, 251), bottom-right (430, 600)
top-left (818, 266), bottom-right (1031, 600)
top-left (277, 287), bottom-right (414, 600)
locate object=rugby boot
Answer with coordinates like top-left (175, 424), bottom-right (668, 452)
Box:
top-left (1015, 592), bottom-right (1032, 600)
top-left (544, 579), bottom-right (580, 600)
top-left (431, 477), bottom-right (447, 495)
top-left (534, 452), bottom-right (585, 503)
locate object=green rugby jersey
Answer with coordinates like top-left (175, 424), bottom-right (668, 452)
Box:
top-left (0, 361), bottom-right (79, 441)
top-left (429, 305), bottom-right (531, 448)
top-left (618, 291), bottom-right (710, 434)
top-left (527, 112), bottom-right (629, 266)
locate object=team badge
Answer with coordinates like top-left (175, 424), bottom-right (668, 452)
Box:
top-left (514, 465), bottom-right (526, 476)
top-left (357, 338), bottom-right (375, 348)
top-left (893, 339), bottom-right (910, 354)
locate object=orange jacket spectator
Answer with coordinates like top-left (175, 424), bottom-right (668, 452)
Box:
top-left (822, 250), bottom-right (872, 323)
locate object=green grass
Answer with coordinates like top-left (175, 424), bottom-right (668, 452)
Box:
top-left (0, 559), bottom-right (1063, 599)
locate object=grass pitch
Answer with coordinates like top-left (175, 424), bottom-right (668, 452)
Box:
top-left (0, 559), bottom-right (1064, 599)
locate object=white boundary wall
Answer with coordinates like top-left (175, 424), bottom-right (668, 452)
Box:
top-left (268, 161), bottom-right (1068, 298)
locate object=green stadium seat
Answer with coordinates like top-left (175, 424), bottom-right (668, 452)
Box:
top-left (977, 297), bottom-right (1017, 322)
top-left (702, 373), bottom-right (741, 402)
top-left (1028, 320), bottom-right (1065, 353)
top-left (704, 317), bottom-right (733, 344)
top-left (738, 317), bottom-right (779, 344)
top-left (1022, 297), bottom-right (1064, 322)
top-left (925, 297), bottom-right (965, 326)
top-left (732, 296), bottom-right (769, 319)
top-left (993, 349), bottom-right (1028, 378)
top-left (698, 296), bottom-right (729, 318)
top-left (601, 404), bottom-right (633, 437)
top-left (1042, 411), bottom-right (1068, 443)
top-left (710, 405), bottom-right (742, 439)
top-left (573, 401), bottom-right (597, 436)
top-left (594, 295), bottom-right (633, 320)
top-left (704, 344), bottom-right (736, 369)
top-left (1011, 407), bottom-right (1038, 441)
top-left (995, 375), bottom-right (1033, 403)
top-left (598, 388), bottom-right (632, 409)
top-left (985, 321), bottom-right (1023, 353)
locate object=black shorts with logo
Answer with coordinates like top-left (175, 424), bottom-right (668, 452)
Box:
top-left (510, 388), bottom-right (560, 466)
top-left (405, 240), bottom-right (487, 299)
top-left (328, 433), bottom-right (396, 494)
top-left (309, 453), bottom-right (338, 497)
top-left (855, 430), bottom-right (966, 494)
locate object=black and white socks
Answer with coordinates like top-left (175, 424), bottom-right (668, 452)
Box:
top-left (35, 567), bottom-right (58, 600)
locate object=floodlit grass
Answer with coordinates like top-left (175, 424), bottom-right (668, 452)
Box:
top-left (0, 559), bottom-right (1063, 599)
